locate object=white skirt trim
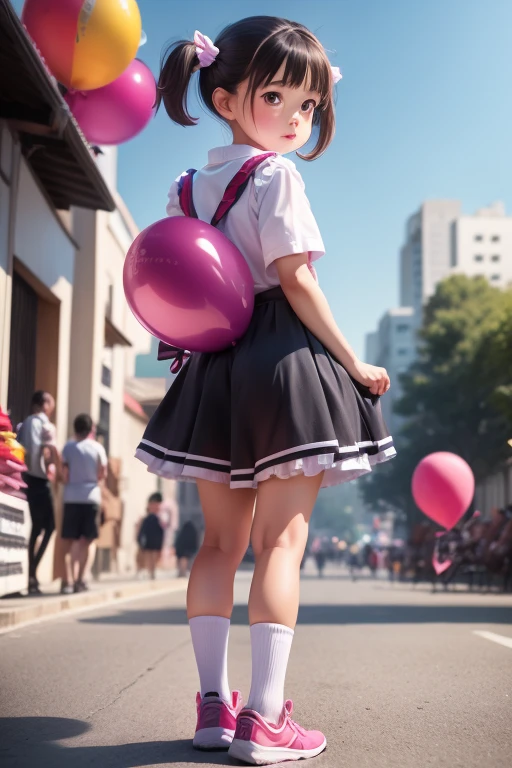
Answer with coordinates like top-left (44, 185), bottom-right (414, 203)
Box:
top-left (134, 440), bottom-right (396, 491)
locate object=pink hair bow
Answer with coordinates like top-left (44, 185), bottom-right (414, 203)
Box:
top-left (194, 30), bottom-right (219, 68)
top-left (331, 66), bottom-right (342, 85)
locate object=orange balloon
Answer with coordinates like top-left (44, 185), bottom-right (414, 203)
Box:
top-left (22, 0), bottom-right (142, 90)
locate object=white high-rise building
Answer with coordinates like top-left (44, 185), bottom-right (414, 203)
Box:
top-left (451, 202), bottom-right (512, 289)
top-left (400, 200), bottom-right (512, 318)
top-left (400, 200), bottom-right (462, 324)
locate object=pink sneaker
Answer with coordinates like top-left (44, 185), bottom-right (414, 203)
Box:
top-left (228, 699), bottom-right (326, 765)
top-left (193, 690), bottom-right (243, 750)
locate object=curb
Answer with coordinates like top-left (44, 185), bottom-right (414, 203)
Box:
top-left (0, 579), bottom-right (187, 633)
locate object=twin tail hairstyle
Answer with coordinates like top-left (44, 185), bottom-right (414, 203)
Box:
top-left (156, 15), bottom-right (337, 161)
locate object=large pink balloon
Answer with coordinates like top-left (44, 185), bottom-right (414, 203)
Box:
top-left (123, 216), bottom-right (255, 352)
top-left (412, 452), bottom-right (475, 530)
top-left (65, 59), bottom-right (156, 145)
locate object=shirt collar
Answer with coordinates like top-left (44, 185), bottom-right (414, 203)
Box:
top-left (207, 144), bottom-right (278, 165)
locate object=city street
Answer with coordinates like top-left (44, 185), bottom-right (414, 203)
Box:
top-left (1, 563), bottom-right (511, 768)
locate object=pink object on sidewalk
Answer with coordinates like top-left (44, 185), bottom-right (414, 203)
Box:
top-left (193, 690), bottom-right (243, 750)
top-left (228, 699), bottom-right (326, 764)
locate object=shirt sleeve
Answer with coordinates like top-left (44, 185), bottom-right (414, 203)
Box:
top-left (61, 442), bottom-right (70, 464)
top-left (165, 171), bottom-right (188, 217)
top-left (254, 158), bottom-right (325, 269)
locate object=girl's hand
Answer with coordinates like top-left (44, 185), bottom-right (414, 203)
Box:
top-left (347, 359), bottom-right (390, 396)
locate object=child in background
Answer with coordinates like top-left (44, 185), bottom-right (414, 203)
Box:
top-left (137, 492), bottom-right (165, 579)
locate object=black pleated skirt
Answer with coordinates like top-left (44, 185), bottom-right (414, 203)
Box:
top-left (135, 287), bottom-right (396, 489)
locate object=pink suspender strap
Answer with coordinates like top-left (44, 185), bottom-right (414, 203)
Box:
top-left (210, 152), bottom-right (277, 226)
top-left (177, 169), bottom-right (197, 218)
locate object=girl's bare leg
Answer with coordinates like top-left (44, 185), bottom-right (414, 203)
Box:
top-left (249, 473), bottom-right (323, 627)
top-left (187, 480), bottom-right (255, 618)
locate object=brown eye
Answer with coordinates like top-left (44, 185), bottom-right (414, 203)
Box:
top-left (263, 92), bottom-right (281, 105)
top-left (301, 99), bottom-right (316, 113)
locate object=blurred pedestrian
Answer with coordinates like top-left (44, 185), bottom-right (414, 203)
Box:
top-left (61, 414), bottom-right (107, 594)
top-left (137, 492), bottom-right (166, 579)
top-left (311, 537), bottom-right (327, 577)
top-left (175, 520), bottom-right (198, 578)
top-left (348, 544), bottom-right (361, 581)
top-left (17, 391), bottom-right (58, 594)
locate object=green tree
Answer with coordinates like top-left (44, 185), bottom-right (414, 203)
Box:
top-left (361, 275), bottom-right (512, 525)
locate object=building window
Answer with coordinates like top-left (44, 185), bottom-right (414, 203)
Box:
top-left (397, 348), bottom-right (408, 356)
top-left (491, 235), bottom-right (500, 242)
top-left (97, 398), bottom-right (111, 455)
top-left (491, 254), bottom-right (500, 262)
top-left (474, 254), bottom-right (484, 262)
top-left (105, 283), bottom-right (113, 321)
top-left (101, 365), bottom-right (111, 387)
top-left (396, 324), bottom-right (409, 333)
top-left (491, 274), bottom-right (501, 282)
top-left (474, 234), bottom-right (483, 242)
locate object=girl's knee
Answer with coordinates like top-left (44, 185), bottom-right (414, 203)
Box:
top-left (251, 517), bottom-right (309, 558)
top-left (202, 531), bottom-right (250, 564)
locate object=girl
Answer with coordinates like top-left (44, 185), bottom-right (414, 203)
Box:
top-left (137, 492), bottom-right (165, 579)
top-left (136, 16), bottom-right (394, 765)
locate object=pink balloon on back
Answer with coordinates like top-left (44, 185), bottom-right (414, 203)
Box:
top-left (412, 452), bottom-right (475, 530)
top-left (123, 216), bottom-right (255, 352)
top-left (65, 58), bottom-right (156, 145)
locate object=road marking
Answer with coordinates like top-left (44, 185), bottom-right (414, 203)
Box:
top-left (473, 630), bottom-right (512, 650)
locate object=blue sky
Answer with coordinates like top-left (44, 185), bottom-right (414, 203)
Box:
top-left (15, 0), bottom-right (512, 361)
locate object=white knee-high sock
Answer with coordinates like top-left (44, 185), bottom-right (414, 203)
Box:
top-left (246, 622), bottom-right (294, 724)
top-left (189, 616), bottom-right (231, 703)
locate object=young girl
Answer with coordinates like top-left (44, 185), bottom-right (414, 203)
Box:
top-left (136, 492), bottom-right (165, 579)
top-left (135, 15), bottom-right (394, 764)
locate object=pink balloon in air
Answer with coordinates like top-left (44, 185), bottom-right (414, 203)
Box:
top-left (412, 452), bottom-right (475, 530)
top-left (123, 216), bottom-right (255, 352)
top-left (65, 59), bottom-right (156, 145)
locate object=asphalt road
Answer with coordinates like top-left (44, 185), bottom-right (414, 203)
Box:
top-left (1, 562), bottom-right (511, 768)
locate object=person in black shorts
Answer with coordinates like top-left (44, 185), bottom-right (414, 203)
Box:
top-left (61, 414), bottom-right (107, 593)
top-left (17, 391), bottom-right (58, 595)
top-left (137, 492), bottom-right (165, 579)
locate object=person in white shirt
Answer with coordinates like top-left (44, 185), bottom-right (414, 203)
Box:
top-left (17, 390), bottom-right (58, 595)
top-left (61, 413), bottom-right (108, 594)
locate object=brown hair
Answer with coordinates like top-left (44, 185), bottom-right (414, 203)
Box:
top-left (157, 16), bottom-right (336, 161)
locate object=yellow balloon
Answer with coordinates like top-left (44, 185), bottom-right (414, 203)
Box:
top-left (72, 0), bottom-right (142, 91)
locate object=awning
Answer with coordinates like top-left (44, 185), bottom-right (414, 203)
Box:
top-left (0, 0), bottom-right (115, 212)
top-left (105, 317), bottom-right (132, 348)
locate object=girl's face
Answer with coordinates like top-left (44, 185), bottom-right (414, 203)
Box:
top-left (217, 62), bottom-right (321, 154)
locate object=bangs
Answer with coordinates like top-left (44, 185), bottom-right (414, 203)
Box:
top-left (246, 29), bottom-right (333, 109)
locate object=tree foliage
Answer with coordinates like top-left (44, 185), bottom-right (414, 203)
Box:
top-left (361, 275), bottom-right (512, 524)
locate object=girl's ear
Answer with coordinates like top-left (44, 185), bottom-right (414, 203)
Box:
top-left (212, 87), bottom-right (237, 121)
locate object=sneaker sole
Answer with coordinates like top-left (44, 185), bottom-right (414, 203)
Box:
top-left (228, 737), bottom-right (327, 765)
top-left (193, 726), bottom-right (235, 750)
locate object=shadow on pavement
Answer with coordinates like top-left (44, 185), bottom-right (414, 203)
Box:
top-left (79, 603), bottom-right (512, 627)
top-left (0, 717), bottom-right (238, 767)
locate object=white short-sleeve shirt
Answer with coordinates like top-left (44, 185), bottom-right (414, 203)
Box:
top-left (166, 144), bottom-right (325, 294)
top-left (62, 438), bottom-right (108, 505)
